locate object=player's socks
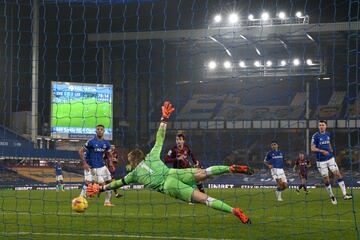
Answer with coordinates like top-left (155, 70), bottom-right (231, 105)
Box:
top-left (107, 179), bottom-right (124, 190)
top-left (104, 190), bottom-right (112, 203)
top-left (298, 184), bottom-right (303, 190)
top-left (303, 184), bottom-right (307, 192)
top-left (338, 180), bottom-right (352, 199)
top-left (324, 183), bottom-right (334, 197)
top-left (337, 179), bottom-right (347, 196)
top-left (205, 197), bottom-right (232, 213)
top-left (205, 166), bottom-right (230, 176)
top-left (276, 188), bottom-right (283, 201)
top-left (80, 184), bottom-right (87, 197)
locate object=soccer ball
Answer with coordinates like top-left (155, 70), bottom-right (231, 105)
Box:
top-left (71, 197), bottom-right (88, 213)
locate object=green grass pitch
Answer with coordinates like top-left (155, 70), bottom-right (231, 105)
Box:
top-left (0, 188), bottom-right (358, 239)
top-left (52, 98), bottom-right (112, 128)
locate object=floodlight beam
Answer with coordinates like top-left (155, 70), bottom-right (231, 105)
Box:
top-left (209, 36), bottom-right (232, 57)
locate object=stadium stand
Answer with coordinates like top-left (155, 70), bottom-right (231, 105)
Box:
top-left (0, 124), bottom-right (33, 149)
top-left (0, 164), bottom-right (40, 187)
top-left (314, 91), bottom-right (346, 118)
top-left (177, 86), bottom-right (306, 120)
top-left (0, 124), bottom-right (79, 161)
top-left (0, 1), bottom-right (359, 239)
top-left (7, 166), bottom-right (83, 184)
top-left (176, 94), bottom-right (227, 120)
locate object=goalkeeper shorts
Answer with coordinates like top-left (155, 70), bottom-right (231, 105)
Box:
top-left (163, 168), bottom-right (198, 202)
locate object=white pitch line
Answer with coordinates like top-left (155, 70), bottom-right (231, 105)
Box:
top-left (3, 232), bottom-right (235, 240)
top-left (265, 216), bottom-right (354, 223)
top-left (0, 211), bottom-right (355, 222)
top-left (0, 211), bottom-right (196, 218)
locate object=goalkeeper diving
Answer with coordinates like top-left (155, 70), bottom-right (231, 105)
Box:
top-left (87, 101), bottom-right (254, 224)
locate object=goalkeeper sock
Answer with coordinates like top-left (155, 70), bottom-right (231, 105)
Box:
top-left (107, 178), bottom-right (126, 190)
top-left (205, 166), bottom-right (230, 177)
top-left (337, 179), bottom-right (347, 196)
top-left (325, 183), bottom-right (334, 197)
top-left (205, 197), bottom-right (232, 213)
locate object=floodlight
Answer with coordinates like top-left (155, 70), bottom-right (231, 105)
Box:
top-left (223, 61), bottom-right (232, 69)
top-left (214, 14), bottom-right (222, 23)
top-left (278, 12), bottom-right (286, 19)
top-left (208, 61), bottom-right (217, 69)
top-left (293, 58), bottom-right (300, 66)
top-left (261, 12), bottom-right (270, 21)
top-left (228, 13), bottom-right (239, 24)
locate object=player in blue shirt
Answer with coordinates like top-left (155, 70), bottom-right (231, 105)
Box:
top-left (311, 120), bottom-right (352, 204)
top-left (54, 161), bottom-right (64, 191)
top-left (264, 141), bottom-right (288, 201)
top-left (79, 124), bottom-right (115, 206)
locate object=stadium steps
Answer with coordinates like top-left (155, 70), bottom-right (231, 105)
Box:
top-left (9, 166), bottom-right (83, 183)
top-left (0, 166), bottom-right (41, 186)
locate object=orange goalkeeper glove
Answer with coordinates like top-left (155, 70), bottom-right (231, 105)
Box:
top-left (87, 183), bottom-right (101, 197)
top-left (161, 101), bottom-right (175, 123)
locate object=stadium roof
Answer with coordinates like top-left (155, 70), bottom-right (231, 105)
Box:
top-left (88, 21), bottom-right (360, 43)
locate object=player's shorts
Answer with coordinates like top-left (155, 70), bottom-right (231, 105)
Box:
top-left (299, 170), bottom-right (308, 180)
top-left (56, 175), bottom-right (63, 181)
top-left (167, 168), bottom-right (197, 185)
top-left (316, 157), bottom-right (339, 177)
top-left (271, 168), bottom-right (287, 182)
top-left (109, 170), bottom-right (116, 180)
top-left (163, 168), bottom-right (198, 202)
top-left (84, 166), bottom-right (112, 184)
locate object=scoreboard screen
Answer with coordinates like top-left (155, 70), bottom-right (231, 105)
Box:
top-left (51, 81), bottom-right (113, 139)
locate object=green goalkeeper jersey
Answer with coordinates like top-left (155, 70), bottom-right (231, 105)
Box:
top-left (123, 127), bottom-right (170, 191)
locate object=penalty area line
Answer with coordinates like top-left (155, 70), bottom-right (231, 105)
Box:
top-left (3, 232), bottom-right (234, 240)
top-left (1, 212), bottom-right (354, 222)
